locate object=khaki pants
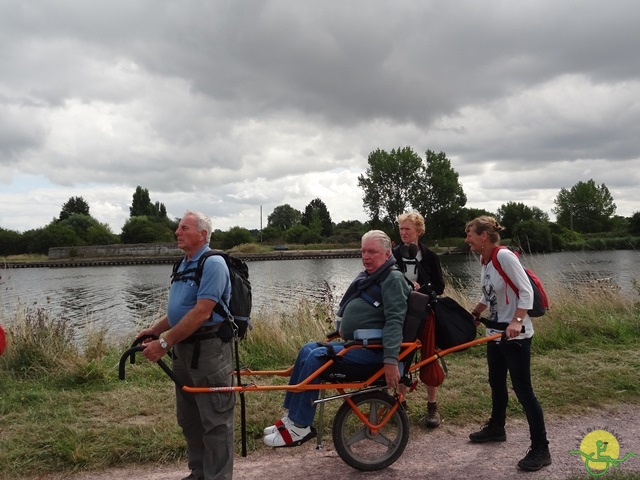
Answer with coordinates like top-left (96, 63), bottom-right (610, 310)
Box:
top-left (174, 337), bottom-right (236, 480)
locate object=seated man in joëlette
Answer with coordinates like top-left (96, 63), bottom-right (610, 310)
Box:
top-left (263, 229), bottom-right (411, 447)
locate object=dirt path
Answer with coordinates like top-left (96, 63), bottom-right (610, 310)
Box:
top-left (39, 404), bottom-right (639, 480)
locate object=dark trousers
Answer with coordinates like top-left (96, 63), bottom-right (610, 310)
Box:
top-left (487, 337), bottom-right (548, 446)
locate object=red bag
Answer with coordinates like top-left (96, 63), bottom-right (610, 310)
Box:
top-left (0, 324), bottom-right (6, 356)
top-left (419, 311), bottom-right (445, 387)
top-left (491, 246), bottom-right (549, 317)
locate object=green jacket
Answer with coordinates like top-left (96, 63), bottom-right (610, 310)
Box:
top-left (340, 269), bottom-right (411, 363)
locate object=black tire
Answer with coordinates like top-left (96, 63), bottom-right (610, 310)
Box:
top-left (332, 391), bottom-right (410, 471)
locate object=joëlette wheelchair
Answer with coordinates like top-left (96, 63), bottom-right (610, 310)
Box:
top-left (119, 291), bottom-right (502, 472)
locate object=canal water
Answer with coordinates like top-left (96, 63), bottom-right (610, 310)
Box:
top-left (1, 250), bottom-right (638, 341)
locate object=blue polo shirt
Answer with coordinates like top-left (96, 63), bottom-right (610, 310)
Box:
top-left (167, 245), bottom-right (232, 328)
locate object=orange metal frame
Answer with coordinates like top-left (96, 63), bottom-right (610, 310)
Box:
top-left (179, 332), bottom-right (503, 395)
top-left (121, 331), bottom-right (503, 437)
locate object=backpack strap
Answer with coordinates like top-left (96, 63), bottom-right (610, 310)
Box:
top-left (171, 251), bottom-right (231, 318)
top-left (490, 246), bottom-right (520, 305)
top-left (200, 252), bottom-right (233, 319)
top-left (170, 251), bottom-right (216, 285)
top-left (170, 255), bottom-right (191, 283)
top-left (359, 265), bottom-right (405, 308)
top-left (397, 243), bottom-right (432, 285)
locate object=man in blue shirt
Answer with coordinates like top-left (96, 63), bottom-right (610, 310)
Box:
top-left (140, 210), bottom-right (233, 480)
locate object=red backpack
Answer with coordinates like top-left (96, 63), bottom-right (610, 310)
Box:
top-left (491, 246), bottom-right (549, 317)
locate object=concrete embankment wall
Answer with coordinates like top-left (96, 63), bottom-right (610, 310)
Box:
top-left (48, 243), bottom-right (182, 259)
top-left (3, 244), bottom-right (461, 269)
top-left (47, 244), bottom-right (362, 262)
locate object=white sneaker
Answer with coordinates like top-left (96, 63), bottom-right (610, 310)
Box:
top-left (263, 416), bottom-right (290, 436)
top-left (263, 423), bottom-right (316, 448)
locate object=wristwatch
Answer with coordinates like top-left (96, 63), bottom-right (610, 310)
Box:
top-left (514, 317), bottom-right (523, 323)
top-left (159, 338), bottom-right (169, 350)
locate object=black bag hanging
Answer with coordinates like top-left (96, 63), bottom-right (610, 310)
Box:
top-left (433, 297), bottom-right (477, 350)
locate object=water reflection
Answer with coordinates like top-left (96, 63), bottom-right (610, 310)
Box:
top-left (548, 252), bottom-right (629, 297)
top-left (439, 253), bottom-right (483, 295)
top-left (248, 258), bottom-right (360, 311)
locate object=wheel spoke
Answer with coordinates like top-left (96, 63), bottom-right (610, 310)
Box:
top-left (333, 391), bottom-right (410, 471)
top-left (368, 431), bottom-right (396, 448)
top-left (344, 425), bottom-right (369, 446)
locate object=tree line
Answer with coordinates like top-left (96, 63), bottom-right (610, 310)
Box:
top-left (1, 148), bottom-right (639, 257)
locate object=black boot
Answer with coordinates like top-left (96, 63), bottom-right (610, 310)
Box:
top-left (424, 401), bottom-right (441, 428)
top-left (517, 442), bottom-right (552, 471)
top-left (468, 419), bottom-right (506, 443)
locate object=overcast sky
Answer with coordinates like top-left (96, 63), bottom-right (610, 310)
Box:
top-left (1, 0), bottom-right (639, 235)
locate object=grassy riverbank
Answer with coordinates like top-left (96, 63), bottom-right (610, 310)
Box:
top-left (0, 281), bottom-right (639, 479)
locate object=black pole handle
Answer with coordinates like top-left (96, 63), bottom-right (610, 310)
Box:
top-left (119, 346), bottom-right (144, 380)
top-left (128, 334), bottom-right (158, 364)
top-left (118, 343), bottom-right (183, 387)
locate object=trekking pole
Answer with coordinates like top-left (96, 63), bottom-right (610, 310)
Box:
top-left (231, 322), bottom-right (247, 457)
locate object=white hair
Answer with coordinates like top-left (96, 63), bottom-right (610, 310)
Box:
top-left (361, 230), bottom-right (392, 252)
top-left (183, 210), bottom-right (213, 243)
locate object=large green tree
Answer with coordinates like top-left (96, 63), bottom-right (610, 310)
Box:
top-left (129, 186), bottom-right (167, 218)
top-left (332, 220), bottom-right (366, 243)
top-left (461, 207), bottom-right (496, 221)
top-left (267, 204), bottom-right (301, 230)
top-left (411, 150), bottom-right (467, 240)
top-left (512, 220), bottom-right (553, 253)
top-left (121, 216), bottom-right (175, 244)
top-left (58, 214), bottom-right (118, 245)
top-left (497, 202), bottom-right (549, 238)
top-left (358, 147), bottom-right (424, 230)
top-left (22, 224), bottom-right (78, 254)
top-left (130, 186), bottom-right (152, 216)
top-left (553, 180), bottom-right (616, 233)
top-left (629, 212), bottom-right (640, 236)
top-left (359, 147), bottom-right (467, 239)
top-left (259, 226), bottom-right (285, 243)
top-left (222, 226), bottom-right (254, 249)
top-left (285, 224), bottom-right (321, 244)
top-left (59, 196), bottom-right (90, 221)
top-left (0, 228), bottom-right (24, 256)
top-left (301, 198), bottom-right (333, 237)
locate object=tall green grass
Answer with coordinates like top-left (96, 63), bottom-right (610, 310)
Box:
top-left (0, 278), bottom-right (638, 479)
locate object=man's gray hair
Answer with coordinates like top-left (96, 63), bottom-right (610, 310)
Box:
top-left (361, 230), bottom-right (392, 252)
top-left (184, 210), bottom-right (213, 243)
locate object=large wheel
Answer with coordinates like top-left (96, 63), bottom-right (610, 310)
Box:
top-left (332, 390), bottom-right (410, 471)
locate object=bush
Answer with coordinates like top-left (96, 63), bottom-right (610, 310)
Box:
top-left (512, 220), bottom-right (552, 253)
top-left (0, 228), bottom-right (24, 256)
top-left (223, 227), bottom-right (254, 250)
top-left (1, 308), bottom-right (78, 379)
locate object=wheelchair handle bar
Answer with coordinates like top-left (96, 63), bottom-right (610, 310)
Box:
top-left (118, 336), bottom-right (183, 387)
